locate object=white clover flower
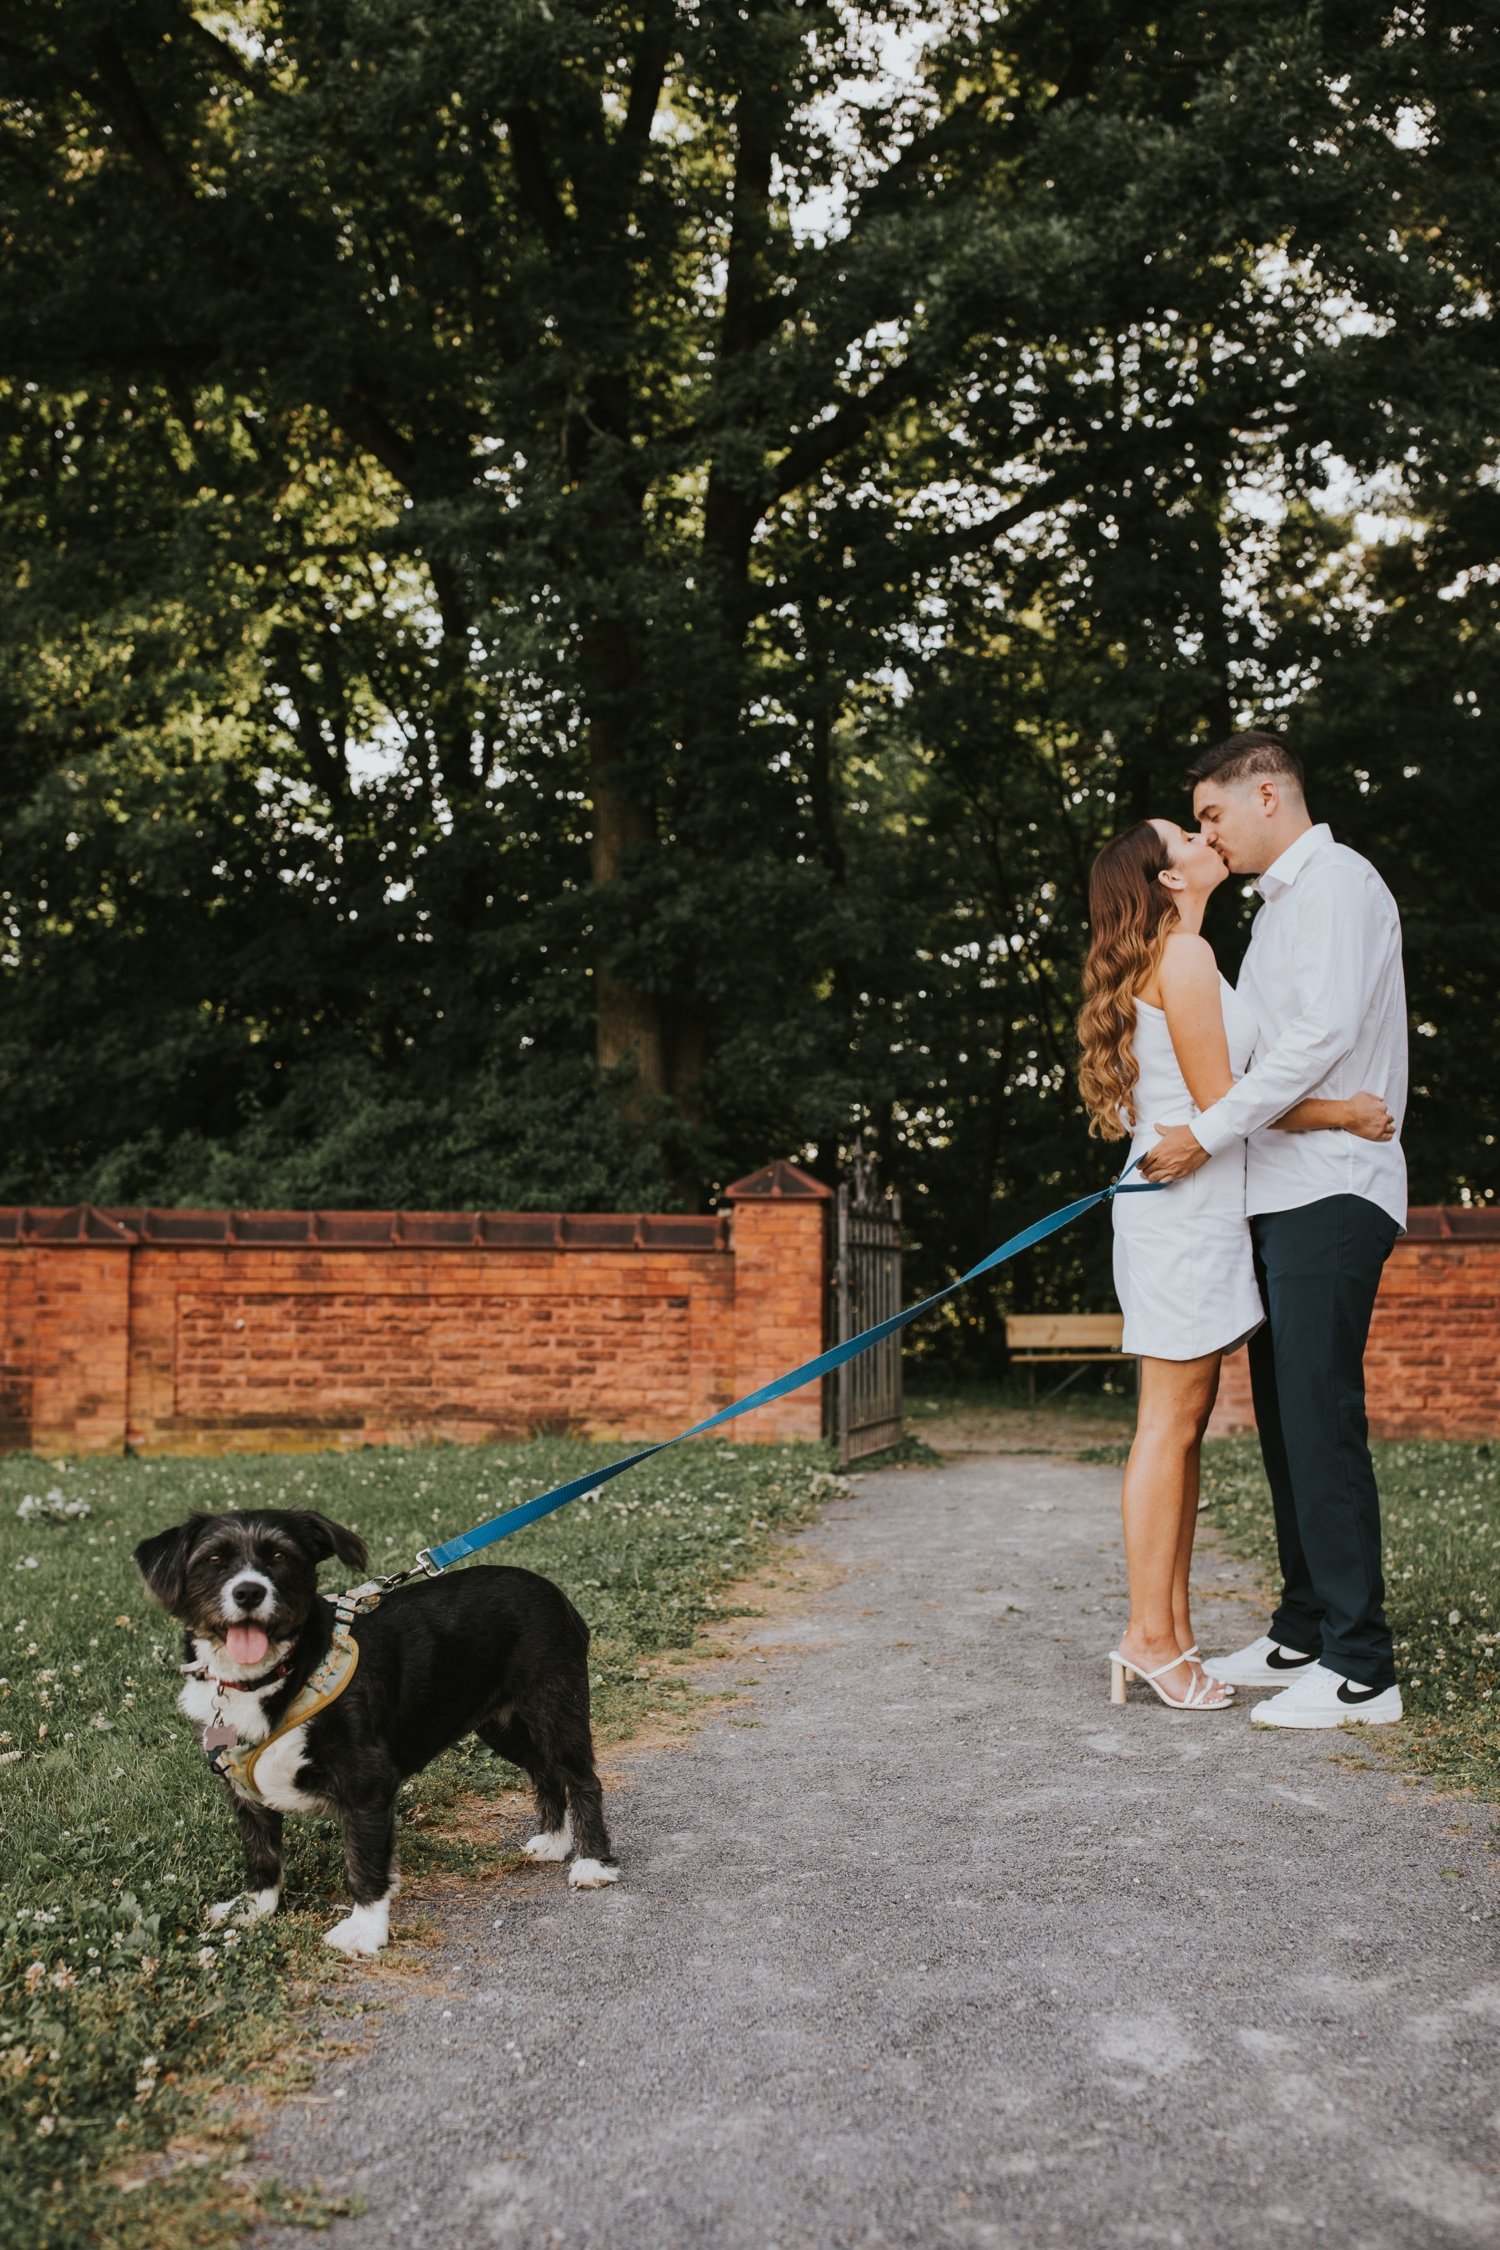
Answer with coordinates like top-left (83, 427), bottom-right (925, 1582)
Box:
top-left (16, 1492), bottom-right (89, 1523)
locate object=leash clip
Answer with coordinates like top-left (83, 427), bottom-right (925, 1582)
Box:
top-left (412, 1548), bottom-right (441, 1579)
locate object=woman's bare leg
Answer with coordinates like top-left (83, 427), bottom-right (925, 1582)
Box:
top-left (1172, 1360), bottom-right (1221, 1655)
top-left (1118, 1352), bottom-right (1223, 1697)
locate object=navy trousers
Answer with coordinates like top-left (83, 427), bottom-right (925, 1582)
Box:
top-left (1247, 1195), bottom-right (1400, 1691)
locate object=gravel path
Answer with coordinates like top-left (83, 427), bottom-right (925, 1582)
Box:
top-left (251, 1453), bottom-right (1499, 2250)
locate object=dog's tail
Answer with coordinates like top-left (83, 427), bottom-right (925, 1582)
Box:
top-left (560, 1591), bottom-right (591, 1651)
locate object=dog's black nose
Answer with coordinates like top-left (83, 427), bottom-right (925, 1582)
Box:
top-left (229, 1581), bottom-right (269, 1614)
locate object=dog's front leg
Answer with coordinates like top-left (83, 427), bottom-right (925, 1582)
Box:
top-left (207, 1796), bottom-right (284, 1927)
top-left (324, 1785), bottom-right (398, 1955)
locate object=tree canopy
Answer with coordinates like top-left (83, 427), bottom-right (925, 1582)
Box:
top-left (2, 1), bottom-right (1495, 1351)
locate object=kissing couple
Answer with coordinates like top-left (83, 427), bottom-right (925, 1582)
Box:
top-left (1077, 732), bottom-right (1407, 1727)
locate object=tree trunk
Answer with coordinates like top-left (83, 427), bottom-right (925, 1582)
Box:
top-left (584, 612), bottom-right (667, 1105)
top-left (427, 556), bottom-right (480, 802)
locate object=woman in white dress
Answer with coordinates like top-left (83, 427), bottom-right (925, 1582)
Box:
top-left (1077, 820), bottom-right (1394, 1711)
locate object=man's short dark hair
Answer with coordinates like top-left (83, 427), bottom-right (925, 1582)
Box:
top-left (1184, 731), bottom-right (1305, 795)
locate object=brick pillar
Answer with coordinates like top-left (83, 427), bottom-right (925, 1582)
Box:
top-left (20, 1211), bottom-right (137, 1458)
top-left (723, 1161), bottom-right (832, 1441)
top-left (0, 1249), bottom-right (36, 1450)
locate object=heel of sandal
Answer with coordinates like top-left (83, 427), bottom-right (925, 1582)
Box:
top-left (1110, 1645), bottom-right (1234, 1710)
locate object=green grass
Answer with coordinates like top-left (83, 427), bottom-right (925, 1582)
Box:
top-left (0, 1438), bottom-right (842, 2250)
top-left (1081, 1433), bottom-right (1500, 1801)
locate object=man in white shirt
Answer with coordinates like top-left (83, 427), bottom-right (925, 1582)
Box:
top-left (1139, 733), bottom-right (1407, 1728)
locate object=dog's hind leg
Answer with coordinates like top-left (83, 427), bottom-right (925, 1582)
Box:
top-left (325, 1778), bottom-right (398, 1954)
top-left (209, 1797), bottom-right (284, 1927)
top-left (559, 1752), bottom-right (618, 1890)
top-left (533, 1686), bottom-right (618, 1889)
top-left (476, 1714), bottom-right (573, 1864)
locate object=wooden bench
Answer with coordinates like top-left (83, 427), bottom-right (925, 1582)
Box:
top-left (1004, 1313), bottom-right (1133, 1404)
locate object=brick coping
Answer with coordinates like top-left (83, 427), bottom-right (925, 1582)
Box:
top-left (0, 1206), bottom-right (733, 1252)
top-left (0, 1198), bottom-right (1487, 1255)
top-left (1401, 1206), bottom-right (1499, 1239)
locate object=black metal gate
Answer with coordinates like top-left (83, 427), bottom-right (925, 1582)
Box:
top-left (828, 1142), bottom-right (904, 1467)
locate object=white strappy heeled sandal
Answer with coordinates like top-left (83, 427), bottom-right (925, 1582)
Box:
top-left (1109, 1648), bottom-right (1235, 1710)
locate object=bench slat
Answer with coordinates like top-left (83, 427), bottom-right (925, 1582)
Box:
top-left (1009, 1350), bottom-right (1126, 1364)
top-left (1005, 1314), bottom-right (1124, 1349)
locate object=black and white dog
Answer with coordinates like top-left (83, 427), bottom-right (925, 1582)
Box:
top-left (134, 1508), bottom-right (618, 1954)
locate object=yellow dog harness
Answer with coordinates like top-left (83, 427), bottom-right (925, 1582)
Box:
top-left (203, 1584), bottom-right (382, 1804)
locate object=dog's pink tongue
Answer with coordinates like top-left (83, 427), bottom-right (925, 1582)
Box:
top-left (225, 1624), bottom-right (270, 1668)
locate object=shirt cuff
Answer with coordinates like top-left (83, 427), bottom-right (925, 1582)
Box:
top-left (1189, 1103), bottom-right (1239, 1159)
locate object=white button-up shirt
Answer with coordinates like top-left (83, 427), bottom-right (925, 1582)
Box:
top-left (1191, 824), bottom-right (1408, 1228)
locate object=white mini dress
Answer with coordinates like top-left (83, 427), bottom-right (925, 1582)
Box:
top-left (1111, 979), bottom-right (1266, 1362)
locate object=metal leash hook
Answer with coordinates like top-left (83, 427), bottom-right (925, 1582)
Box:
top-left (332, 1558), bottom-right (441, 1596)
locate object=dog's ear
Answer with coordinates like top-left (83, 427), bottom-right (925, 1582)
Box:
top-left (133, 1516), bottom-right (212, 1612)
top-left (286, 1510), bottom-right (369, 1574)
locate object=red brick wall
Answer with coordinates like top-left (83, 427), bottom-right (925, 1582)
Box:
top-left (0, 1165), bottom-right (830, 1458)
top-left (0, 1248), bottom-right (35, 1451)
top-left (1207, 1208), bottom-right (1500, 1440)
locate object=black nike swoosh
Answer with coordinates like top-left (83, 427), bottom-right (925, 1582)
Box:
top-left (1266, 1647), bottom-right (1317, 1670)
top-left (1336, 1679), bottom-right (1385, 1703)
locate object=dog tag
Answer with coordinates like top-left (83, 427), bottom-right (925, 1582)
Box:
top-left (203, 1723), bottom-right (238, 1753)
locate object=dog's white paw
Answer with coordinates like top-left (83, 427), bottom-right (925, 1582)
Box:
top-left (207, 1887), bottom-right (280, 1928)
top-left (323, 1898), bottom-right (390, 1955)
top-left (522, 1826), bottom-right (571, 1864)
top-left (567, 1858), bottom-right (620, 1890)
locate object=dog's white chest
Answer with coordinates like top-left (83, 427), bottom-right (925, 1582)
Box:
top-left (247, 1723), bottom-right (325, 1814)
top-left (180, 1672), bottom-right (273, 1745)
top-left (179, 1667), bottom-right (325, 1813)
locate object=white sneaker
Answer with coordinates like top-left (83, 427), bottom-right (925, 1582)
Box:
top-left (1202, 1634), bottom-right (1320, 1688)
top-left (1250, 1662), bottom-right (1403, 1729)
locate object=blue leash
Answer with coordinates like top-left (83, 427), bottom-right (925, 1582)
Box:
top-left (411, 1159), bottom-right (1159, 1576)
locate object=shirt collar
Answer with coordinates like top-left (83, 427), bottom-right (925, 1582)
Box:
top-left (1256, 822), bottom-right (1332, 901)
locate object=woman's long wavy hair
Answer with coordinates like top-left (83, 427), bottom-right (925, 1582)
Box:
top-left (1078, 822), bottom-right (1181, 1140)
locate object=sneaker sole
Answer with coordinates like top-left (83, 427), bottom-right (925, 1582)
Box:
top-left (1250, 1705), bottom-right (1403, 1729)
